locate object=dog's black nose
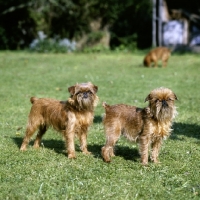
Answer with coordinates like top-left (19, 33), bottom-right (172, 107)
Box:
top-left (83, 92), bottom-right (88, 98)
top-left (162, 100), bottom-right (168, 107)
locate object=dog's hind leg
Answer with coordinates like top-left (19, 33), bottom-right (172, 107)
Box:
top-left (20, 123), bottom-right (39, 151)
top-left (101, 125), bottom-right (121, 162)
top-left (33, 125), bottom-right (47, 149)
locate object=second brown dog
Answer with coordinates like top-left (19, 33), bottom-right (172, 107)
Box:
top-left (143, 47), bottom-right (171, 67)
top-left (101, 87), bottom-right (177, 165)
top-left (20, 82), bottom-right (99, 158)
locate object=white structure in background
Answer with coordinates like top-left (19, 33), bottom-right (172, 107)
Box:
top-left (29, 31), bottom-right (47, 49)
top-left (190, 26), bottom-right (200, 46)
top-left (163, 21), bottom-right (184, 46)
top-left (29, 31), bottom-right (76, 52)
top-left (59, 38), bottom-right (76, 52)
top-left (152, 0), bottom-right (200, 49)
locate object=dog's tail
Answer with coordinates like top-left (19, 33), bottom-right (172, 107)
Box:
top-left (102, 102), bottom-right (108, 108)
top-left (30, 97), bottom-right (38, 104)
top-left (102, 102), bottom-right (108, 121)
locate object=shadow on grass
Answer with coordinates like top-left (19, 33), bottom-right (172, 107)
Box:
top-left (88, 144), bottom-right (140, 162)
top-left (12, 121), bottom-right (200, 162)
top-left (12, 137), bottom-right (139, 161)
top-left (12, 137), bottom-right (66, 155)
top-left (12, 137), bottom-right (103, 157)
top-left (171, 122), bottom-right (200, 141)
top-left (93, 115), bottom-right (102, 123)
top-left (112, 146), bottom-right (140, 162)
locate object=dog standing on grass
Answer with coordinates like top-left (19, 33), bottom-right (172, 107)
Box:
top-left (101, 87), bottom-right (177, 165)
top-left (20, 82), bottom-right (99, 159)
top-left (143, 47), bottom-right (171, 67)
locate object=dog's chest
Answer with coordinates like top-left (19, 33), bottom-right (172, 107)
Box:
top-left (151, 121), bottom-right (171, 138)
top-left (75, 112), bottom-right (93, 126)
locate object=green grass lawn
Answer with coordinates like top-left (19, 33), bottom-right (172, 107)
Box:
top-left (0, 51), bottom-right (200, 199)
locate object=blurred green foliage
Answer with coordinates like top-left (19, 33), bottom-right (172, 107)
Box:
top-left (0, 0), bottom-right (152, 50)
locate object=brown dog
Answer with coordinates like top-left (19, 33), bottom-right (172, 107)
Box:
top-left (101, 87), bottom-right (177, 165)
top-left (20, 82), bottom-right (99, 158)
top-left (143, 47), bottom-right (171, 67)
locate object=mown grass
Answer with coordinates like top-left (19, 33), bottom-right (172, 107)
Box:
top-left (0, 51), bottom-right (200, 199)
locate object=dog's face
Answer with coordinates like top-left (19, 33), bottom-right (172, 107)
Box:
top-left (68, 82), bottom-right (98, 109)
top-left (145, 87), bottom-right (177, 121)
top-left (143, 57), bottom-right (149, 66)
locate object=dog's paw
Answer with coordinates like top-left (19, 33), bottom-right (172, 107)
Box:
top-left (68, 153), bottom-right (76, 159)
top-left (20, 145), bottom-right (27, 151)
top-left (83, 150), bottom-right (92, 155)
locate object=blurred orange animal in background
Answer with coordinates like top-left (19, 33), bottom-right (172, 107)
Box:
top-left (143, 47), bottom-right (171, 67)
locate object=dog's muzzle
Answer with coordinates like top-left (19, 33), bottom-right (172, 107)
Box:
top-left (83, 92), bottom-right (88, 99)
top-left (162, 100), bottom-right (168, 108)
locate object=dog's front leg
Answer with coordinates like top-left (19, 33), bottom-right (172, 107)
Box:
top-left (151, 138), bottom-right (162, 163)
top-left (79, 126), bottom-right (91, 154)
top-left (139, 135), bottom-right (150, 165)
top-left (65, 116), bottom-right (76, 159)
top-left (65, 129), bottom-right (76, 159)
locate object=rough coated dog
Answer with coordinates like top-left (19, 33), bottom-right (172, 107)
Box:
top-left (20, 82), bottom-right (99, 158)
top-left (101, 87), bottom-right (177, 165)
top-left (143, 47), bottom-right (171, 67)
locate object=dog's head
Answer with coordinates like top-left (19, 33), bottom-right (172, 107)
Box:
top-left (68, 82), bottom-right (99, 110)
top-left (145, 87), bottom-right (178, 121)
top-left (143, 57), bottom-right (148, 67)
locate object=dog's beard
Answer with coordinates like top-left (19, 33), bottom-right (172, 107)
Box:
top-left (76, 95), bottom-right (95, 110)
top-left (151, 104), bottom-right (176, 122)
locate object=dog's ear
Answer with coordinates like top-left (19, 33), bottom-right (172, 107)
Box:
top-left (93, 85), bottom-right (98, 94)
top-left (173, 93), bottom-right (178, 100)
top-left (87, 82), bottom-right (98, 94)
top-left (144, 94), bottom-right (151, 102)
top-left (68, 85), bottom-right (76, 95)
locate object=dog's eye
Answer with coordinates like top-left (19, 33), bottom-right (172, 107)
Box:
top-left (155, 99), bottom-right (161, 103)
top-left (167, 98), bottom-right (172, 101)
